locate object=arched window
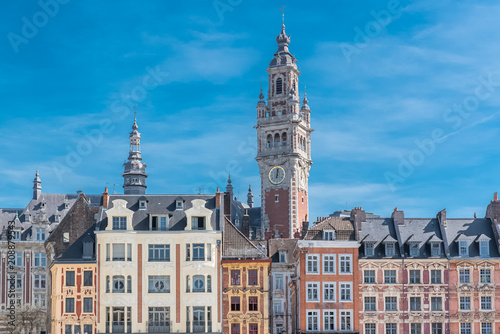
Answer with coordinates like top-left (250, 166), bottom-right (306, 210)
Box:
top-left (193, 275), bottom-right (205, 292)
top-left (282, 132), bottom-right (287, 146)
top-left (276, 78), bottom-right (283, 95)
top-left (267, 134), bottom-right (272, 148)
top-left (274, 133), bottom-right (281, 146)
top-left (112, 275), bottom-right (125, 293)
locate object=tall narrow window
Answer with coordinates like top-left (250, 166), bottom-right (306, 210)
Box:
top-left (276, 78), bottom-right (283, 95)
top-left (480, 241), bottom-right (489, 257)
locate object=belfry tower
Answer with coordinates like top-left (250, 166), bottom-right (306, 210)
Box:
top-left (122, 115), bottom-right (148, 194)
top-left (256, 19), bottom-right (313, 239)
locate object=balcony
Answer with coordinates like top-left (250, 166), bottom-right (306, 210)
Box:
top-left (148, 321), bottom-right (170, 333)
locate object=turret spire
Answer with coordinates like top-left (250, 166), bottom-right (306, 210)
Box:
top-left (247, 185), bottom-right (254, 208)
top-left (226, 175), bottom-right (233, 196)
top-left (122, 112), bottom-right (148, 194)
top-left (33, 170), bottom-right (41, 200)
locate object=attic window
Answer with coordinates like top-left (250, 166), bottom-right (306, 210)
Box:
top-left (176, 200), bottom-right (184, 210)
top-left (63, 232), bottom-right (69, 243)
top-left (409, 243), bottom-right (419, 257)
top-left (54, 215), bottom-right (60, 223)
top-left (12, 230), bottom-right (21, 241)
top-left (279, 251), bottom-right (287, 263)
top-left (323, 230), bottom-right (335, 241)
top-left (151, 216), bottom-right (168, 231)
top-left (459, 241), bottom-right (469, 257)
top-left (25, 214), bottom-right (30, 222)
top-left (365, 242), bottom-right (375, 257)
top-left (385, 242), bottom-right (395, 257)
top-left (83, 240), bottom-right (93, 259)
top-left (430, 242), bottom-right (441, 257)
top-left (479, 241), bottom-right (489, 257)
top-left (139, 201), bottom-right (147, 210)
top-left (191, 216), bottom-right (206, 230)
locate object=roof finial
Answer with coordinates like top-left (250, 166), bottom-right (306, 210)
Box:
top-left (279, 5), bottom-right (286, 26)
top-left (132, 106), bottom-right (138, 131)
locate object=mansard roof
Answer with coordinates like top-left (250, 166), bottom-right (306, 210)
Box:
top-left (445, 218), bottom-right (499, 258)
top-left (359, 218), bottom-right (401, 258)
top-left (97, 194), bottom-right (219, 231)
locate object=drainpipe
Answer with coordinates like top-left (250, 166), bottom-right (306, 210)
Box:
top-left (447, 257), bottom-right (451, 334)
top-left (402, 255), bottom-right (405, 334)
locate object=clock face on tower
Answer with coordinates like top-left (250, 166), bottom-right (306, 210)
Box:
top-left (299, 169), bottom-right (306, 187)
top-left (269, 166), bottom-right (286, 184)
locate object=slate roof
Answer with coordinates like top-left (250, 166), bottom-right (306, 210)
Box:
top-left (359, 218), bottom-right (402, 259)
top-left (396, 218), bottom-right (446, 258)
top-left (223, 217), bottom-right (267, 260)
top-left (231, 199), bottom-right (262, 239)
top-left (445, 218), bottom-right (499, 258)
top-left (268, 238), bottom-right (297, 263)
top-left (97, 194), bottom-right (220, 231)
top-left (54, 225), bottom-right (96, 263)
top-left (304, 217), bottom-right (355, 240)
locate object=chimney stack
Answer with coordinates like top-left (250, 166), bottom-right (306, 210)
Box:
top-left (242, 209), bottom-right (250, 238)
top-left (102, 187), bottom-right (109, 208)
top-left (351, 207), bottom-right (366, 240)
top-left (436, 209), bottom-right (447, 227)
top-left (301, 221), bottom-right (309, 239)
top-left (392, 207), bottom-right (405, 225)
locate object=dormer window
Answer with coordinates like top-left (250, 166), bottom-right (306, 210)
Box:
top-left (112, 217), bottom-right (127, 230)
top-left (430, 242), bottom-right (441, 256)
top-left (12, 230), bottom-right (21, 241)
top-left (409, 243), bottom-right (419, 257)
top-left (64, 201), bottom-right (70, 209)
top-left (323, 230), bottom-right (335, 241)
top-left (385, 242), bottom-right (395, 257)
top-left (54, 215), bottom-right (60, 223)
top-left (459, 241), bottom-right (469, 257)
top-left (191, 216), bottom-right (206, 230)
top-left (82, 240), bottom-right (94, 259)
top-left (479, 240), bottom-right (489, 257)
top-left (139, 200), bottom-right (147, 210)
top-left (365, 242), bottom-right (375, 257)
top-left (279, 251), bottom-right (287, 263)
top-left (176, 200), bottom-right (184, 210)
top-left (25, 214), bottom-right (30, 222)
top-left (151, 216), bottom-right (168, 231)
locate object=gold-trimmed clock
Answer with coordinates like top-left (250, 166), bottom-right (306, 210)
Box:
top-left (269, 166), bottom-right (286, 184)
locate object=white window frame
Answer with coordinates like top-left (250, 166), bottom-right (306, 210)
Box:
top-left (306, 282), bottom-right (320, 302)
top-left (322, 254), bottom-right (336, 274)
top-left (323, 309), bottom-right (336, 332)
top-left (273, 301), bottom-right (283, 315)
top-left (306, 310), bottom-right (319, 332)
top-left (306, 254), bottom-right (319, 274)
top-left (275, 274), bottom-right (284, 290)
top-left (323, 282), bottom-right (336, 302)
top-left (339, 282), bottom-right (352, 301)
top-left (323, 230), bottom-right (335, 241)
top-left (339, 254), bottom-right (352, 274)
top-left (339, 309), bottom-right (353, 331)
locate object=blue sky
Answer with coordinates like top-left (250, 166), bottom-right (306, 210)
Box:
top-left (1, 0), bottom-right (500, 218)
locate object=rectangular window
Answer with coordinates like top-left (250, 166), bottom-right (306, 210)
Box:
top-left (324, 310), bottom-right (336, 331)
top-left (66, 271), bottom-right (75, 286)
top-left (459, 241), bottom-right (469, 257)
top-left (431, 297), bottom-right (442, 311)
top-left (84, 325), bottom-right (92, 334)
top-left (365, 323), bottom-right (376, 334)
top-left (365, 297), bottom-right (376, 311)
top-left (409, 243), bottom-right (419, 257)
top-left (34, 274), bottom-right (46, 289)
top-left (365, 242), bottom-right (375, 256)
top-left (191, 216), bottom-right (206, 230)
top-left (148, 244), bottom-right (170, 261)
top-left (323, 282), bottom-right (336, 301)
top-left (339, 310), bottom-right (352, 331)
top-left (16, 275), bottom-right (22, 289)
top-left (65, 325), bottom-right (72, 334)
top-left (385, 242), bottom-right (395, 256)
top-left (273, 302), bottom-right (283, 315)
top-left (323, 230), bottom-right (335, 240)
top-left (307, 310), bottom-right (319, 331)
top-left (192, 243), bottom-right (205, 261)
top-left (431, 323), bottom-right (442, 334)
top-left (460, 323), bottom-right (471, 334)
top-left (481, 296), bottom-right (492, 310)
top-left (323, 255), bottom-right (336, 274)
top-left (249, 323), bottom-right (258, 334)
top-left (459, 269), bottom-right (470, 284)
top-left (231, 324), bottom-right (240, 334)
top-left (249, 296), bottom-right (258, 311)
top-left (480, 269), bottom-right (491, 283)
top-left (231, 297), bottom-right (240, 311)
top-left (151, 216), bottom-right (168, 231)
top-left (231, 270), bottom-right (241, 285)
top-left (248, 269), bottom-right (258, 285)
top-left (339, 255), bottom-right (352, 274)
top-left (480, 241), bottom-right (489, 257)
top-left (15, 252), bottom-right (22, 267)
top-left (386, 323), bottom-right (397, 334)
top-left (364, 270), bottom-right (376, 284)
top-left (275, 275), bottom-right (284, 290)
top-left (460, 296), bottom-right (471, 310)
top-left (83, 271), bottom-right (93, 286)
top-left (409, 270), bottom-right (420, 284)
top-left (431, 270), bottom-right (441, 284)
top-left (279, 251), bottom-right (286, 263)
top-left (410, 297), bottom-right (421, 311)
top-left (112, 244), bottom-right (125, 261)
top-left (306, 282), bottom-right (319, 301)
top-left (431, 243), bottom-right (441, 256)
top-left (148, 276), bottom-right (170, 293)
top-left (411, 324), bottom-right (421, 334)
top-left (112, 216), bottom-right (127, 230)
top-left (481, 323), bottom-right (492, 334)
top-left (307, 255), bottom-right (319, 274)
top-left (385, 296), bottom-right (397, 311)
top-left (34, 253), bottom-right (46, 267)
top-left (65, 298), bottom-right (74, 313)
top-left (340, 283), bottom-right (352, 301)
top-left (83, 297), bottom-right (93, 313)
top-left (36, 228), bottom-right (46, 241)
top-left (385, 270), bottom-right (396, 284)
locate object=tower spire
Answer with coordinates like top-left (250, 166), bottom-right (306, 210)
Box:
top-left (247, 184), bottom-right (254, 208)
top-left (33, 170), bottom-right (41, 200)
top-left (226, 175), bottom-right (234, 196)
top-left (122, 112), bottom-right (148, 194)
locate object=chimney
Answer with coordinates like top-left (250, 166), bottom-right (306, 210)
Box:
top-left (392, 207), bottom-right (405, 225)
top-left (215, 187), bottom-right (221, 208)
top-left (486, 192), bottom-right (500, 223)
top-left (301, 221), bottom-right (309, 239)
top-left (436, 209), bottom-right (447, 227)
top-left (494, 192), bottom-right (498, 202)
top-left (102, 187), bottom-right (109, 208)
top-left (242, 209), bottom-right (250, 238)
top-left (350, 207), bottom-right (366, 240)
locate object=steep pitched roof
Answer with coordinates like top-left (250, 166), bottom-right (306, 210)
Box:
top-left (223, 217), bottom-right (267, 260)
top-left (304, 217), bottom-right (355, 240)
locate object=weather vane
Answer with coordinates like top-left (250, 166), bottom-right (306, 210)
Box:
top-left (279, 5), bottom-right (285, 25)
